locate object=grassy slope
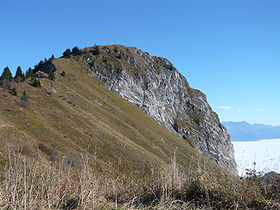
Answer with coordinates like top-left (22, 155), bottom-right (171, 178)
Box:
top-left (2, 56), bottom-right (279, 209)
top-left (0, 57), bottom-right (222, 175)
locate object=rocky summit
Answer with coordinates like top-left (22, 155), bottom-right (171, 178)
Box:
top-left (59, 45), bottom-right (237, 173)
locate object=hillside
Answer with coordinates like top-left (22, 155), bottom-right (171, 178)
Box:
top-left (1, 45), bottom-right (279, 209)
top-left (40, 45), bottom-right (236, 172)
top-left (223, 121), bottom-right (280, 141)
top-left (0, 46), bottom-right (230, 175)
top-left (0, 58), bottom-right (209, 172)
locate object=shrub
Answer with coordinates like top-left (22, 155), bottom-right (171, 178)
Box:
top-left (0, 79), bottom-right (12, 89)
top-left (19, 91), bottom-right (29, 107)
top-left (91, 46), bottom-right (100, 55)
top-left (37, 143), bottom-right (58, 162)
top-left (10, 88), bottom-right (17, 96)
top-left (48, 72), bottom-right (55, 80)
top-left (20, 91), bottom-right (29, 102)
top-left (31, 78), bottom-right (41, 88)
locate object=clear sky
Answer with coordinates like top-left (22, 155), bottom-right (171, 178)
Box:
top-left (1, 0), bottom-right (280, 125)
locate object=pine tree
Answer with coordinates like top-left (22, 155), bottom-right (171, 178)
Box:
top-left (26, 68), bottom-right (34, 78)
top-left (1, 67), bottom-right (13, 81)
top-left (15, 66), bottom-right (25, 82)
top-left (72, 47), bottom-right (82, 56)
top-left (63, 49), bottom-right (72, 58)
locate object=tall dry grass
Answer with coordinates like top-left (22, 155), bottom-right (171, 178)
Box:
top-left (0, 152), bottom-right (109, 209)
top-left (0, 149), bottom-right (279, 209)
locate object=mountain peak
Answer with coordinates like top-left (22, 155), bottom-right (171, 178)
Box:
top-left (46, 45), bottom-right (237, 172)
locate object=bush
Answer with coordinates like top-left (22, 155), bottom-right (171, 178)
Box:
top-left (0, 79), bottom-right (12, 89)
top-left (10, 88), bottom-right (17, 96)
top-left (91, 46), bottom-right (100, 55)
top-left (19, 91), bottom-right (29, 107)
top-left (31, 78), bottom-right (41, 88)
top-left (48, 72), bottom-right (55, 80)
top-left (20, 91), bottom-right (29, 102)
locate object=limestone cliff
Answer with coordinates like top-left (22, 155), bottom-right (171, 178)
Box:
top-left (56, 45), bottom-right (237, 172)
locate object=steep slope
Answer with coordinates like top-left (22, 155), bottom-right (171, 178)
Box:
top-left (53, 45), bottom-right (235, 172)
top-left (0, 57), bottom-right (223, 176)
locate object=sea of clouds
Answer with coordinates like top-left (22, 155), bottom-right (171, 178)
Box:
top-left (233, 139), bottom-right (280, 176)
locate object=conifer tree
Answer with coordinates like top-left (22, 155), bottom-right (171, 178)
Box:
top-left (15, 66), bottom-right (25, 81)
top-left (63, 49), bottom-right (72, 58)
top-left (72, 47), bottom-right (82, 56)
top-left (1, 67), bottom-right (13, 81)
top-left (26, 68), bottom-right (34, 78)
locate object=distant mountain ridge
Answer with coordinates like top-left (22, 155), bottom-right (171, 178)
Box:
top-left (222, 121), bottom-right (280, 141)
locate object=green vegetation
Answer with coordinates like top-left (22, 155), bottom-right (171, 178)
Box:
top-left (1, 67), bottom-right (13, 81)
top-left (10, 87), bottom-right (17, 96)
top-left (31, 78), bottom-right (41, 87)
top-left (14, 66), bottom-right (25, 82)
top-left (72, 46), bottom-right (82, 56)
top-left (25, 67), bottom-right (34, 79)
top-left (62, 47), bottom-right (83, 58)
top-left (90, 45), bottom-right (100, 55)
top-left (48, 72), bottom-right (55, 80)
top-left (189, 112), bottom-right (203, 125)
top-left (20, 91), bottom-right (29, 102)
top-left (62, 48), bottom-right (72, 58)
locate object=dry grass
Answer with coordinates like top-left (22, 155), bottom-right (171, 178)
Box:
top-left (0, 149), bottom-right (280, 209)
top-left (0, 151), bottom-right (108, 209)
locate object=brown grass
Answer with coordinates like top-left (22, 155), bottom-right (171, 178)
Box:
top-left (1, 149), bottom-right (280, 209)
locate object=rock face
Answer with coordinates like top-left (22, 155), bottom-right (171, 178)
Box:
top-left (74, 45), bottom-right (237, 173)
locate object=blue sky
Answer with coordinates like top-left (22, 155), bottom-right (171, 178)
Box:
top-left (1, 0), bottom-right (280, 125)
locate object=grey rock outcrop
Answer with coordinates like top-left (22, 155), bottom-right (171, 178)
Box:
top-left (77, 45), bottom-right (237, 173)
